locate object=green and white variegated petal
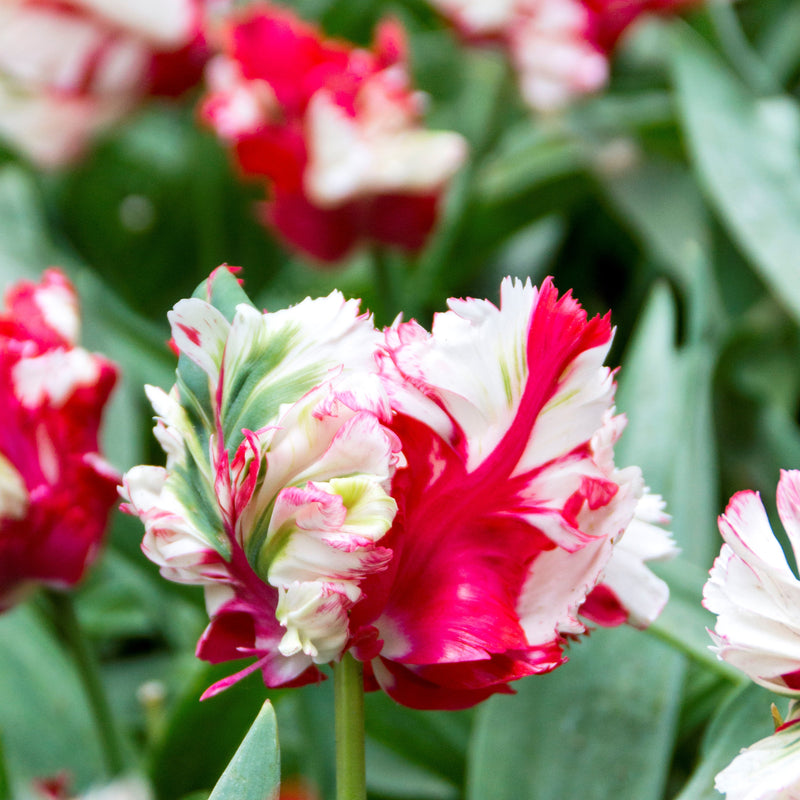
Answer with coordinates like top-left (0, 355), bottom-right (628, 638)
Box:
top-left (218, 294), bottom-right (381, 446)
top-left (261, 476), bottom-right (395, 593)
top-left (168, 298), bottom-right (231, 385)
top-left (240, 378), bottom-right (397, 552)
top-left (275, 580), bottom-right (352, 662)
top-left (121, 465), bottom-right (230, 584)
top-left (715, 712), bottom-right (800, 800)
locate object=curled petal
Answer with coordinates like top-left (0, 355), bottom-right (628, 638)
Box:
top-left (704, 471), bottom-right (800, 693)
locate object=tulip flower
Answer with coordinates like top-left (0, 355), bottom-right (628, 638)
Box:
top-left (200, 4), bottom-right (467, 262)
top-left (124, 269), bottom-right (673, 711)
top-left (0, 269), bottom-right (118, 611)
top-left (0, 0), bottom-right (209, 167)
top-left (351, 276), bottom-right (675, 708)
top-left (714, 703), bottom-right (800, 800)
top-left (703, 470), bottom-right (800, 799)
top-left (704, 470), bottom-right (800, 695)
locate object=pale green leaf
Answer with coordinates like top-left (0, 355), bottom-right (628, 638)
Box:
top-left (671, 27), bottom-right (800, 326)
top-left (208, 700), bottom-right (280, 800)
top-left (466, 627), bottom-right (684, 800)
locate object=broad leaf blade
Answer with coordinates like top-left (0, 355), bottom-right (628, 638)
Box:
top-left (671, 26), bottom-right (800, 326)
top-left (675, 683), bottom-right (775, 800)
top-left (466, 627), bottom-right (684, 800)
top-left (209, 700), bottom-right (280, 800)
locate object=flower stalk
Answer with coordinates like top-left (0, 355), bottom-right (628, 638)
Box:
top-left (335, 652), bottom-right (366, 800)
top-left (44, 590), bottom-right (125, 776)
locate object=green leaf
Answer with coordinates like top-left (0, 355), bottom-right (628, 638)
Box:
top-left (365, 739), bottom-right (459, 800)
top-left (675, 683), bottom-right (775, 800)
top-left (364, 694), bottom-right (471, 790)
top-left (147, 663), bottom-right (271, 800)
top-left (0, 604), bottom-right (106, 790)
top-left (0, 735), bottom-right (9, 800)
top-left (646, 558), bottom-right (744, 683)
top-left (615, 281), bottom-right (720, 565)
top-left (671, 26), bottom-right (800, 326)
top-left (466, 626), bottom-right (684, 800)
top-left (208, 700), bottom-right (280, 800)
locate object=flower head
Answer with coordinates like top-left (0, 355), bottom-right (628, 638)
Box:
top-left (125, 270), bottom-right (671, 707)
top-left (705, 470), bottom-right (800, 694)
top-left (122, 267), bottom-right (401, 695)
top-left (200, 3), bottom-right (467, 262)
top-left (0, 0), bottom-right (210, 167)
top-left (429, 0), bottom-right (700, 111)
top-left (0, 269), bottom-right (119, 611)
top-left (351, 276), bottom-right (674, 708)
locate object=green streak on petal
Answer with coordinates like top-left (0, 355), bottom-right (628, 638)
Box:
top-left (171, 458), bottom-right (231, 559)
top-left (500, 361), bottom-right (513, 407)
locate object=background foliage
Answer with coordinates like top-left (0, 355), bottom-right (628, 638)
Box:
top-left (2, 0), bottom-right (800, 797)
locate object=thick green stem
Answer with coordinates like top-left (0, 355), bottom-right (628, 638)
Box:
top-left (44, 590), bottom-right (125, 776)
top-left (335, 652), bottom-right (366, 800)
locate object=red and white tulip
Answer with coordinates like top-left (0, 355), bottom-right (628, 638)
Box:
top-left (0, 269), bottom-right (118, 610)
top-left (124, 270), bottom-right (672, 708)
top-left (200, 4), bottom-right (467, 262)
top-left (348, 276), bottom-right (673, 708)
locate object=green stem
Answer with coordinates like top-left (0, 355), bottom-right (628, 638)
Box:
top-left (371, 246), bottom-right (395, 326)
top-left (335, 652), bottom-right (366, 800)
top-left (44, 590), bottom-right (125, 776)
top-left (0, 731), bottom-right (10, 800)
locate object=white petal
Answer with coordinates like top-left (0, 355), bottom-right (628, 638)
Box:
top-left (168, 298), bottom-right (231, 384)
top-left (716, 718), bottom-right (800, 800)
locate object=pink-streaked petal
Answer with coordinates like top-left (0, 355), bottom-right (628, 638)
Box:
top-left (719, 490), bottom-right (794, 575)
top-left (777, 470), bottom-right (800, 572)
top-left (168, 298), bottom-right (231, 382)
top-left (715, 714), bottom-right (800, 800)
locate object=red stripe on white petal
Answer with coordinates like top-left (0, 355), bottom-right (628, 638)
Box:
top-left (168, 298), bottom-right (230, 382)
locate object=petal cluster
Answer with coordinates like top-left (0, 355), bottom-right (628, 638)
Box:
top-left (703, 471), bottom-right (800, 798)
top-left (352, 276), bottom-right (673, 708)
top-left (704, 470), bottom-right (800, 695)
top-left (200, 3), bottom-right (467, 262)
top-left (0, 0), bottom-right (209, 167)
top-left (124, 269), bottom-right (673, 708)
top-left (122, 267), bottom-right (401, 695)
top-left (714, 707), bottom-right (800, 800)
top-left (429, 0), bottom-right (700, 111)
top-left (0, 269), bottom-right (119, 611)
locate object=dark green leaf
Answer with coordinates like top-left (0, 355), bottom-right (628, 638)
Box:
top-left (0, 604), bottom-right (106, 789)
top-left (675, 683), bottom-right (776, 800)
